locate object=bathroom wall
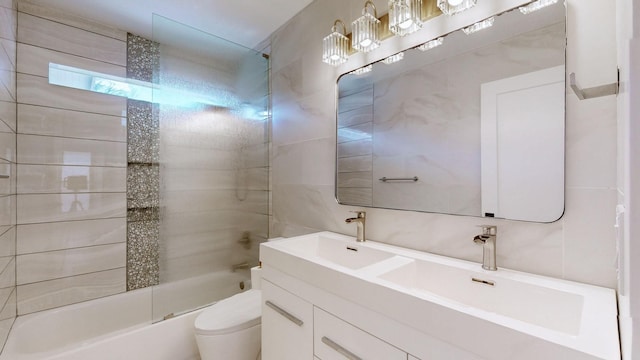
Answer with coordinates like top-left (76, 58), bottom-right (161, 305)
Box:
top-left (0, 0), bottom-right (17, 350)
top-left (616, 0), bottom-right (640, 356)
top-left (15, 2), bottom-right (128, 314)
top-left (270, 0), bottom-right (619, 288)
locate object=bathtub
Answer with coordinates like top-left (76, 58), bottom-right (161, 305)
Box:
top-left (1, 271), bottom-right (249, 360)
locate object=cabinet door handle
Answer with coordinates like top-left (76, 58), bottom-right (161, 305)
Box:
top-left (321, 336), bottom-right (363, 360)
top-left (265, 300), bottom-right (304, 326)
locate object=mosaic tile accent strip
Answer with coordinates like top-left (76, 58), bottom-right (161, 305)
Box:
top-left (127, 34), bottom-right (158, 82)
top-left (127, 164), bottom-right (160, 209)
top-left (126, 33), bottom-right (160, 291)
top-left (127, 100), bottom-right (159, 164)
top-left (127, 220), bottom-right (160, 290)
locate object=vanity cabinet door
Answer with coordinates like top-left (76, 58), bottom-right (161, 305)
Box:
top-left (262, 279), bottom-right (313, 360)
top-left (314, 307), bottom-right (407, 360)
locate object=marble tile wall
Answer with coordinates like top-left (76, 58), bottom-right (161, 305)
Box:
top-left (270, 0), bottom-right (619, 288)
top-left (15, 2), bottom-right (128, 314)
top-left (0, 0), bottom-right (16, 350)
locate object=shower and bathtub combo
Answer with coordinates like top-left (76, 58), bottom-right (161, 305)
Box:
top-left (2, 269), bottom-right (264, 360)
top-left (1, 2), bottom-right (270, 359)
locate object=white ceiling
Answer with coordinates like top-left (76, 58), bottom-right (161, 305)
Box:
top-left (24, 0), bottom-right (315, 49)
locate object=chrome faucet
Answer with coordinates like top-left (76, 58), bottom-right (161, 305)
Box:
top-left (473, 225), bottom-right (497, 271)
top-left (345, 211), bottom-right (366, 242)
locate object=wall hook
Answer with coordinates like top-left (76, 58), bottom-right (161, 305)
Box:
top-left (569, 72), bottom-right (618, 100)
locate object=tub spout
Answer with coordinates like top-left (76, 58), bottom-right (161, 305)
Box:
top-left (231, 262), bottom-right (250, 272)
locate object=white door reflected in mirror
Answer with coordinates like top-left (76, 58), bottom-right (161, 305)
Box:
top-left (480, 66), bottom-right (565, 222)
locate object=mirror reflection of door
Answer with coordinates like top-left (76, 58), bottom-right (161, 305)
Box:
top-left (480, 66), bottom-right (565, 222)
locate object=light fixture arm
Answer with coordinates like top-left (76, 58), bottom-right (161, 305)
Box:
top-left (332, 19), bottom-right (347, 34)
top-left (363, 0), bottom-right (378, 18)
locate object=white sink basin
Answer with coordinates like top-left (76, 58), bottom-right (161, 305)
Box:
top-left (265, 232), bottom-right (395, 270)
top-left (260, 231), bottom-right (620, 360)
top-left (377, 259), bottom-right (583, 335)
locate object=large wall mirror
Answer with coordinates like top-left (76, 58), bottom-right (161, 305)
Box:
top-left (336, 2), bottom-right (566, 223)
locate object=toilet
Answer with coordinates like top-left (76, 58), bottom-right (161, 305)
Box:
top-left (194, 289), bottom-right (262, 360)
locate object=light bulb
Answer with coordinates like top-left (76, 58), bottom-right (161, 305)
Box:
top-left (322, 19), bottom-right (349, 66)
top-left (352, 1), bottom-right (381, 52)
top-left (398, 19), bottom-right (413, 29)
top-left (388, 0), bottom-right (422, 36)
top-left (437, 0), bottom-right (476, 15)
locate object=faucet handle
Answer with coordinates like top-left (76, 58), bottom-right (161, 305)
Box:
top-left (350, 210), bottom-right (366, 218)
top-left (476, 225), bottom-right (497, 235)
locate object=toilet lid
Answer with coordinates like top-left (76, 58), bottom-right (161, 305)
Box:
top-left (194, 289), bottom-right (262, 336)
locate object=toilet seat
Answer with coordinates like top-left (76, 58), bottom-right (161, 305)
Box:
top-left (194, 290), bottom-right (262, 336)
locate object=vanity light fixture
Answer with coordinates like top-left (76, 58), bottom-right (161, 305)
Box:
top-left (382, 52), bottom-right (405, 64)
top-left (437, 0), bottom-right (476, 16)
top-left (462, 16), bottom-right (494, 34)
top-left (518, 0), bottom-right (558, 14)
top-left (322, 20), bottom-right (350, 66)
top-left (389, 0), bottom-right (423, 36)
top-left (417, 37), bottom-right (444, 51)
top-left (349, 64), bottom-right (373, 75)
top-left (352, 0), bottom-right (381, 53)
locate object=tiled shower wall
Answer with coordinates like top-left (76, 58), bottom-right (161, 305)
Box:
top-left (271, 0), bottom-right (619, 288)
top-left (153, 37), bottom-right (270, 317)
top-left (0, 0), bottom-right (17, 349)
top-left (12, 3), bottom-right (270, 317)
top-left (15, 2), bottom-right (128, 314)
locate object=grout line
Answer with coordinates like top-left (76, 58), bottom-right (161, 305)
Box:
top-left (0, 288), bottom-right (15, 320)
top-left (17, 12), bottom-right (126, 64)
top-left (18, 8), bottom-right (127, 42)
top-left (15, 102), bottom-right (126, 123)
top-left (17, 132), bottom-right (127, 145)
top-left (17, 240), bottom-right (126, 256)
top-left (15, 163), bottom-right (126, 169)
top-left (16, 215), bottom-right (127, 226)
top-left (17, 266), bottom-right (125, 288)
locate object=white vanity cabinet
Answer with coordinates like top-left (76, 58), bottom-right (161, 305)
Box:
top-left (261, 270), bottom-right (414, 360)
top-left (261, 279), bottom-right (313, 360)
top-left (314, 307), bottom-right (407, 360)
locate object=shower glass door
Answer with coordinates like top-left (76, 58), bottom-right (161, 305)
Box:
top-left (150, 15), bottom-right (269, 321)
